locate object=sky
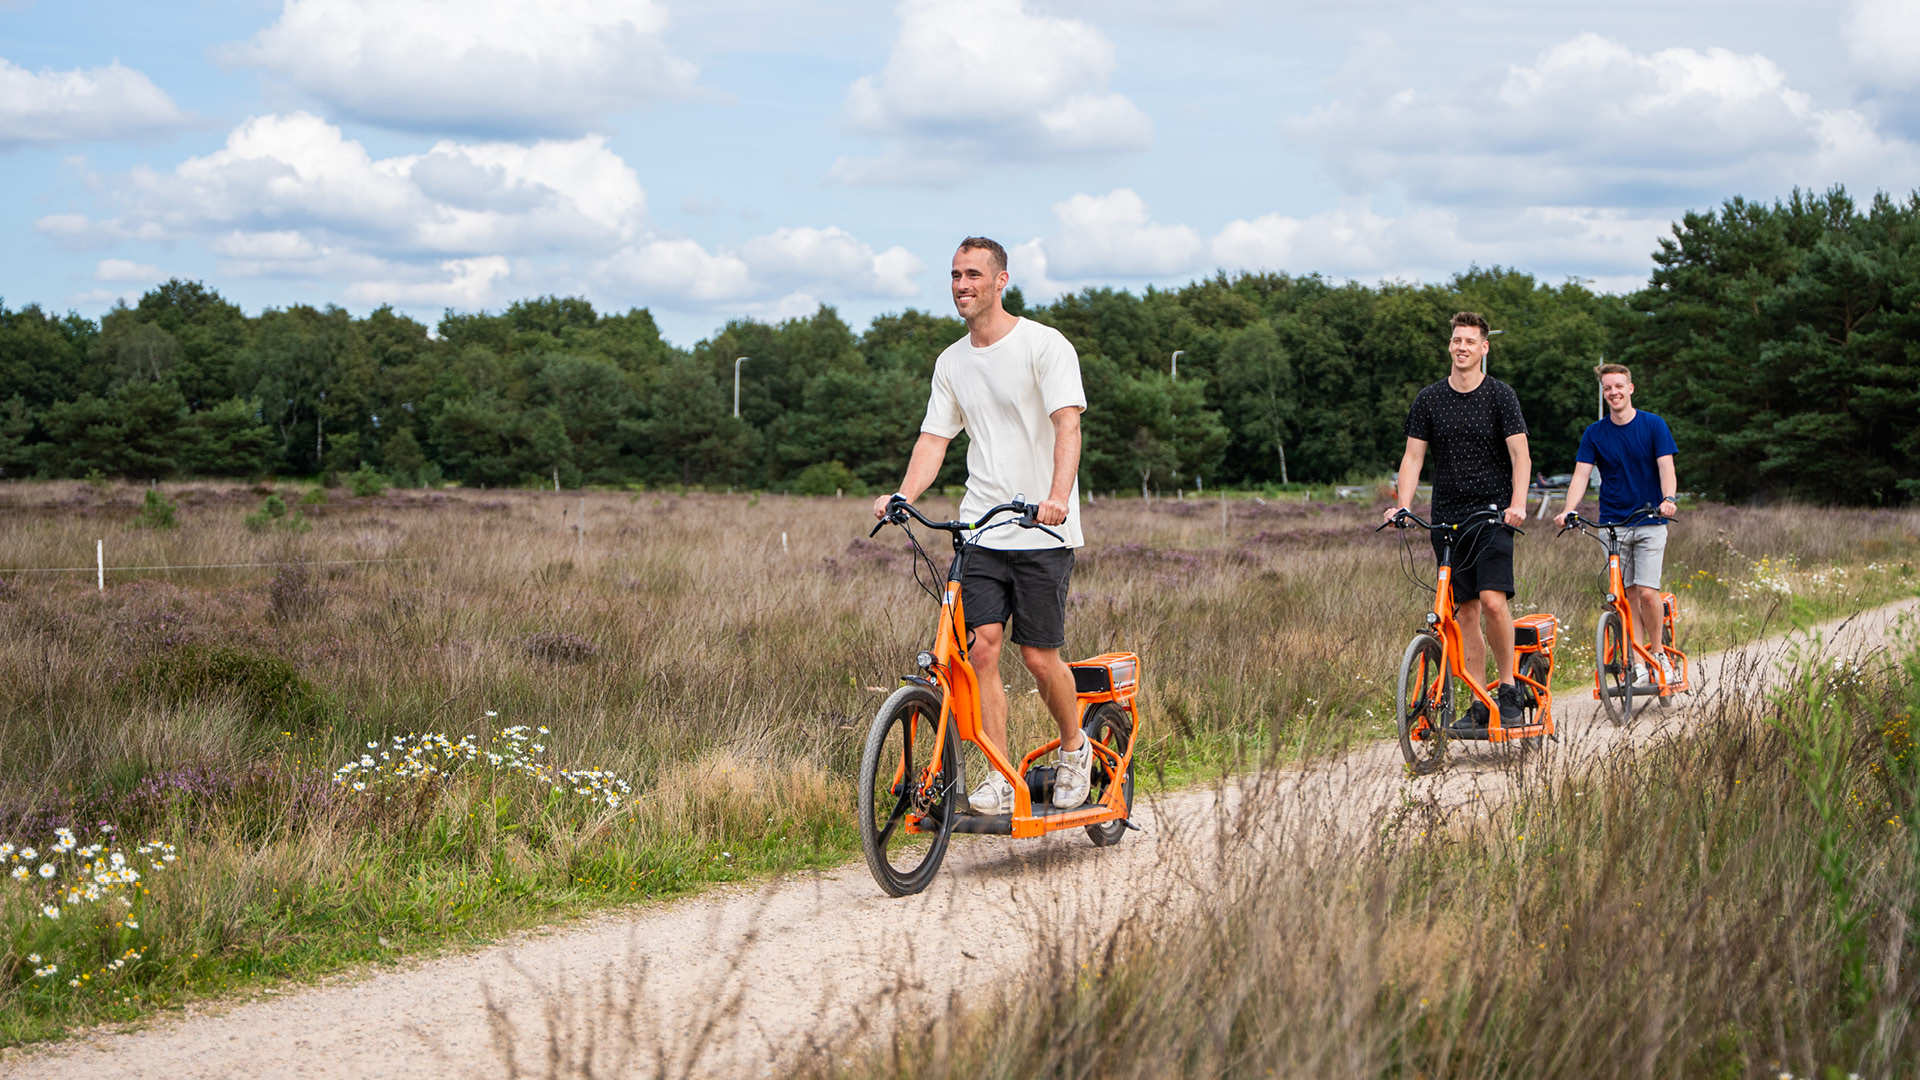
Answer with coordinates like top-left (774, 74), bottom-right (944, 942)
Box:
top-left (3, 0), bottom-right (1918, 346)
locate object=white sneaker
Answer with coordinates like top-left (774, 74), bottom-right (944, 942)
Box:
top-left (968, 773), bottom-right (1015, 815)
top-left (1052, 737), bottom-right (1093, 809)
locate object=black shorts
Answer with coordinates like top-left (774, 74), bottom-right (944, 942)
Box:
top-left (1430, 524), bottom-right (1515, 604)
top-left (961, 546), bottom-right (1074, 649)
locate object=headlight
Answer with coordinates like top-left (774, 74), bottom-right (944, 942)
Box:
top-left (915, 650), bottom-right (936, 670)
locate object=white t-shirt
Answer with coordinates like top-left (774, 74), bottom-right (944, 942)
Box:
top-left (921, 317), bottom-right (1086, 550)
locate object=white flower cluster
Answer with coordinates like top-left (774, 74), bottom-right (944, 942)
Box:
top-left (7, 830), bottom-right (175, 917)
top-left (6, 828), bottom-right (175, 989)
top-left (333, 716), bottom-right (632, 811)
top-left (61, 947), bottom-right (146, 989)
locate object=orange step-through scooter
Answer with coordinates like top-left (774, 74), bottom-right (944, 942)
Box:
top-left (857, 496), bottom-right (1140, 897)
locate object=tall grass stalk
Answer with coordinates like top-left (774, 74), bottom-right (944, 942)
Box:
top-left (0, 480), bottom-right (1915, 1043)
top-left (815, 648), bottom-right (1920, 1079)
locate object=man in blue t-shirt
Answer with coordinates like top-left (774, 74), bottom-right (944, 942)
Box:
top-left (1555, 363), bottom-right (1679, 679)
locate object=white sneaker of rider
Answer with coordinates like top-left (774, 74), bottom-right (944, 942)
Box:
top-left (1052, 738), bottom-right (1093, 809)
top-left (968, 774), bottom-right (1014, 815)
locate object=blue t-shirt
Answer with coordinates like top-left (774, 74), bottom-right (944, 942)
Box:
top-left (1576, 411), bottom-right (1678, 525)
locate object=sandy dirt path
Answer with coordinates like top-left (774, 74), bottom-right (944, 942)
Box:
top-left (4, 597), bottom-right (1915, 1079)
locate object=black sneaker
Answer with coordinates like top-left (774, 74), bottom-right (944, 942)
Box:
top-left (1452, 697), bottom-right (1490, 730)
top-left (1496, 683), bottom-right (1525, 725)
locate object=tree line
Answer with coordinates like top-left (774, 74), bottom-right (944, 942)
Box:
top-left (1, 186), bottom-right (1914, 504)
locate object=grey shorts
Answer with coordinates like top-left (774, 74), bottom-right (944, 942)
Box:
top-left (1618, 524), bottom-right (1668, 590)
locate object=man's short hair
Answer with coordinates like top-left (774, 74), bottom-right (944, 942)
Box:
top-left (957, 236), bottom-right (1008, 274)
top-left (1449, 311), bottom-right (1491, 339)
top-left (1595, 362), bottom-right (1632, 380)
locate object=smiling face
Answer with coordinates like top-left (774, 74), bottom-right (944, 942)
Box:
top-left (1601, 371), bottom-right (1634, 414)
top-left (951, 246), bottom-right (1007, 322)
top-left (1448, 324), bottom-right (1488, 373)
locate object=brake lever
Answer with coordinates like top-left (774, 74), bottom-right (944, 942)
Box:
top-left (868, 518), bottom-right (887, 538)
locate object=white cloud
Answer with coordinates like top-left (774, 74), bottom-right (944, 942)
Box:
top-left (342, 256), bottom-right (515, 308)
top-left (66, 287), bottom-right (146, 309)
top-left (1211, 203), bottom-right (1665, 293)
top-left (596, 239), bottom-right (751, 304)
top-left (0, 59), bottom-right (187, 147)
top-left (86, 113), bottom-right (645, 258)
top-left (1006, 189), bottom-right (1201, 296)
top-left (831, 0), bottom-right (1151, 184)
top-left (1288, 32), bottom-right (1919, 207)
top-left (228, 0), bottom-right (698, 136)
top-left (735, 227), bottom-right (921, 297)
top-left (1040, 189), bottom-right (1202, 279)
top-left (1009, 188), bottom-right (1667, 302)
top-left (594, 226), bottom-right (923, 307)
top-left (1845, 0), bottom-right (1920, 90)
top-left (94, 258), bottom-right (162, 283)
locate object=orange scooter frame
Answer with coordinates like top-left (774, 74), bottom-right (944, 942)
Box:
top-left (909, 573), bottom-right (1139, 839)
top-left (1384, 507), bottom-right (1557, 774)
top-left (1562, 511), bottom-right (1690, 724)
top-left (857, 496), bottom-right (1141, 896)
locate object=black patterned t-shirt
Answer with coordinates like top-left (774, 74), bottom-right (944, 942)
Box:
top-left (1403, 376), bottom-right (1528, 524)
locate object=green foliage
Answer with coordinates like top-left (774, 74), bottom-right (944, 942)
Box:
top-left (125, 646), bottom-right (325, 729)
top-left (132, 489), bottom-right (177, 530)
top-left (299, 486), bottom-right (327, 506)
top-left (1619, 186), bottom-right (1920, 504)
top-left (2, 191), bottom-right (1913, 501)
top-left (243, 493), bottom-right (309, 533)
top-left (792, 460), bottom-right (868, 496)
top-left (347, 465), bottom-right (386, 498)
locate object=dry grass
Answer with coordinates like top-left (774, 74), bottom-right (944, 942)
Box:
top-left (0, 479), bottom-right (1915, 1044)
top-left (811, 652), bottom-right (1920, 1080)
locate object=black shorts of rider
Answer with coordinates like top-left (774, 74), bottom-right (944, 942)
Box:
top-left (962, 546), bottom-right (1074, 649)
top-left (1429, 524), bottom-right (1515, 604)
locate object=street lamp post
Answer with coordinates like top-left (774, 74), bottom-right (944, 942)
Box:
top-left (733, 357), bottom-right (750, 418)
top-left (1170, 350), bottom-right (1185, 382)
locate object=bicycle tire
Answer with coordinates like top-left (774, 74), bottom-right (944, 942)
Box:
top-left (1396, 633), bottom-right (1449, 774)
top-left (858, 685), bottom-right (960, 897)
top-left (1596, 610), bottom-right (1634, 726)
top-left (1081, 702), bottom-right (1135, 847)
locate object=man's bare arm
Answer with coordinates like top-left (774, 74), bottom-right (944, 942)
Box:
top-left (1504, 432), bottom-right (1531, 527)
top-left (872, 432), bottom-right (952, 519)
top-left (1555, 462), bottom-right (1595, 526)
top-left (1385, 438), bottom-right (1427, 522)
top-left (1657, 454), bottom-right (1677, 514)
top-left (1039, 406), bottom-right (1082, 527)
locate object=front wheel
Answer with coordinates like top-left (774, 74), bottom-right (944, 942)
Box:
top-left (1596, 610), bottom-right (1634, 726)
top-left (1081, 702), bottom-right (1135, 847)
top-left (1396, 634), bottom-right (1450, 774)
top-left (858, 685), bottom-right (960, 897)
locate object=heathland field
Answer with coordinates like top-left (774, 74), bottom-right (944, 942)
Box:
top-left (1, 480), bottom-right (1917, 1053)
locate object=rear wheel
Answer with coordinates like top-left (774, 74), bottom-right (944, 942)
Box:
top-left (1396, 634), bottom-right (1450, 774)
top-left (858, 685), bottom-right (960, 897)
top-left (1596, 610), bottom-right (1634, 725)
top-left (1081, 702), bottom-right (1135, 847)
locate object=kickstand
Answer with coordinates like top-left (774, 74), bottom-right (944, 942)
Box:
top-left (1122, 819), bottom-right (1144, 832)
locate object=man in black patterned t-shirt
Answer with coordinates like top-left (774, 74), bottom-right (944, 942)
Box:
top-left (1383, 311), bottom-right (1532, 727)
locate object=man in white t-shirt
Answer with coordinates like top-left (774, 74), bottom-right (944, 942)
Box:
top-left (871, 236), bottom-right (1090, 815)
